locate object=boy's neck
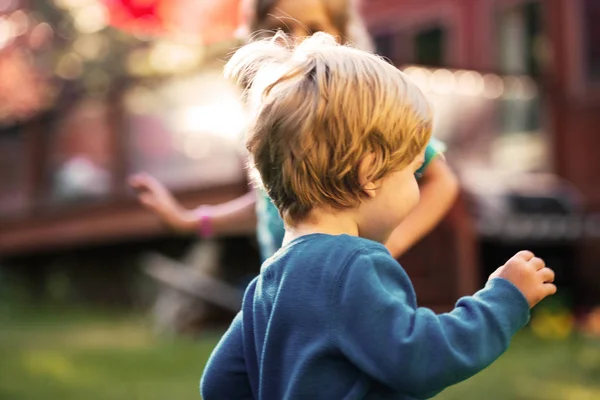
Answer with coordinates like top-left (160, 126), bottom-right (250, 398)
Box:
top-left (282, 208), bottom-right (360, 246)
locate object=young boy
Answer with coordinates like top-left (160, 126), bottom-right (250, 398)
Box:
top-left (200, 32), bottom-right (556, 399)
top-left (129, 0), bottom-right (458, 264)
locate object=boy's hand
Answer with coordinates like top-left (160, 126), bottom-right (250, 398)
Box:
top-left (129, 173), bottom-right (196, 233)
top-left (488, 251), bottom-right (557, 308)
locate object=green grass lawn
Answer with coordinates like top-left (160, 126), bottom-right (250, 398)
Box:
top-left (0, 305), bottom-right (599, 400)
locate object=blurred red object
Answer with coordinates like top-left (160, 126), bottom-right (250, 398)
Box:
top-left (103, 0), bottom-right (243, 44)
top-left (104, 0), bottom-right (170, 35)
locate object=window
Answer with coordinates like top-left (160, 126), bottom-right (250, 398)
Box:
top-left (498, 2), bottom-right (544, 77)
top-left (524, 2), bottom-right (543, 77)
top-left (414, 27), bottom-right (446, 67)
top-left (374, 33), bottom-right (394, 63)
top-left (497, 2), bottom-right (544, 139)
top-left (582, 0), bottom-right (600, 82)
top-left (374, 26), bottom-right (449, 68)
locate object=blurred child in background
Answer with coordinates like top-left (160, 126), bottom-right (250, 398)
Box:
top-left (129, 0), bottom-right (458, 266)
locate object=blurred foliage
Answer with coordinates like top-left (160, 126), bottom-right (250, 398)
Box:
top-left (0, 0), bottom-right (235, 127)
top-left (1, 0), bottom-right (137, 126)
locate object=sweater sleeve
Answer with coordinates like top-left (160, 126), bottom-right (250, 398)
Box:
top-left (333, 251), bottom-right (530, 399)
top-left (200, 312), bottom-right (253, 400)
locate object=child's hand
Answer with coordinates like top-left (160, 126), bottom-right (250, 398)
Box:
top-left (129, 173), bottom-right (196, 233)
top-left (488, 251), bottom-right (556, 308)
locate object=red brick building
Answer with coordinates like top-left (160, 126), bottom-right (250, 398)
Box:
top-left (1, 0), bottom-right (598, 310)
top-left (361, 0), bottom-right (600, 304)
top-left (362, 0), bottom-right (599, 211)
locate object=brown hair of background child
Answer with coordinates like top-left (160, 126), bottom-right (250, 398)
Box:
top-left (239, 0), bottom-right (374, 51)
top-left (225, 32), bottom-right (432, 224)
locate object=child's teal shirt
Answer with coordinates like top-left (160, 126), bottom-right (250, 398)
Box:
top-left (255, 138), bottom-right (446, 261)
top-left (201, 234), bottom-right (529, 399)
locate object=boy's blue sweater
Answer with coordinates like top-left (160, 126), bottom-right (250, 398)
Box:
top-left (201, 234), bottom-right (530, 399)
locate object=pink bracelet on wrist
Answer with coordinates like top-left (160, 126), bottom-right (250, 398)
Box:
top-left (195, 206), bottom-right (214, 238)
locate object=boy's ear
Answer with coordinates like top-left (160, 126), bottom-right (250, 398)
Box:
top-left (362, 181), bottom-right (377, 198)
top-left (358, 153), bottom-right (378, 198)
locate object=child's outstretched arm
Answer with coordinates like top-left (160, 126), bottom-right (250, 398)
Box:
top-left (333, 249), bottom-right (555, 398)
top-left (129, 173), bottom-right (257, 236)
top-left (386, 155), bottom-right (459, 259)
top-left (200, 312), bottom-right (253, 399)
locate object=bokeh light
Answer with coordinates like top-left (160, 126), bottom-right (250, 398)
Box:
top-left (431, 69), bottom-right (456, 94)
top-left (8, 10), bottom-right (30, 37)
top-left (28, 22), bottom-right (54, 49)
top-left (73, 34), bottom-right (109, 60)
top-left (53, 0), bottom-right (97, 11)
top-left (0, 0), bottom-right (19, 13)
top-left (456, 70), bottom-right (484, 96)
top-left (55, 53), bottom-right (84, 80)
top-left (149, 40), bottom-right (203, 74)
top-left (482, 73), bottom-right (505, 99)
top-left (126, 47), bottom-right (153, 76)
top-left (0, 17), bottom-right (16, 49)
top-left (72, 3), bottom-right (109, 34)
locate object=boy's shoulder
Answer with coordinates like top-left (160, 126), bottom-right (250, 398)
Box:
top-left (331, 237), bottom-right (406, 281)
top-left (289, 233), bottom-right (387, 258)
top-left (265, 234), bottom-right (389, 270)
top-left (266, 234), bottom-right (396, 282)
top-left (258, 234), bottom-right (413, 315)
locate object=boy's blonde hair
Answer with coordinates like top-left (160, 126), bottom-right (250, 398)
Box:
top-left (225, 32), bottom-right (432, 224)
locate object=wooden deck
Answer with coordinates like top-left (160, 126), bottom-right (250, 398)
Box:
top-left (0, 182), bottom-right (250, 257)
